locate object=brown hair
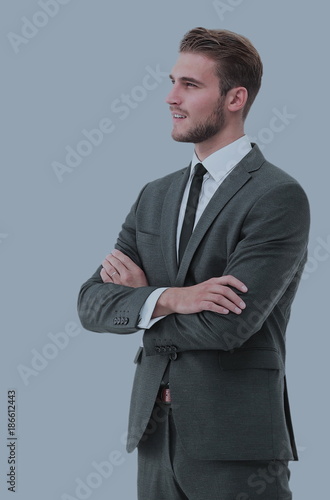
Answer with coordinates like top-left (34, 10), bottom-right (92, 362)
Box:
top-left (179, 27), bottom-right (263, 118)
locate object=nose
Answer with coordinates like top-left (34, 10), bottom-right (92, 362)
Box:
top-left (166, 84), bottom-right (182, 106)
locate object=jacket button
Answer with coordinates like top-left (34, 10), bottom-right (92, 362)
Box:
top-left (155, 346), bottom-right (161, 353)
top-left (113, 318), bottom-right (118, 325)
top-left (170, 345), bottom-right (178, 351)
top-left (124, 318), bottom-right (129, 325)
top-left (170, 352), bottom-right (178, 360)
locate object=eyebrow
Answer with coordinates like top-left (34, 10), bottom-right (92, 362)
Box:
top-left (169, 75), bottom-right (204, 86)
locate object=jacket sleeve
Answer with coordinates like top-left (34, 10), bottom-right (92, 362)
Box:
top-left (77, 184), bottom-right (159, 334)
top-left (142, 181), bottom-right (310, 354)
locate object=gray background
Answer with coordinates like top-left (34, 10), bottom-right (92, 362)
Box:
top-left (1, 0), bottom-right (328, 498)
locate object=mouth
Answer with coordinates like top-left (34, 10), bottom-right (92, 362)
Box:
top-left (171, 112), bottom-right (187, 121)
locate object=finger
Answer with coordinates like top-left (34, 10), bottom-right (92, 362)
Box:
top-left (217, 286), bottom-right (246, 309)
top-left (105, 254), bottom-right (128, 275)
top-left (102, 258), bottom-right (117, 277)
top-left (208, 293), bottom-right (244, 314)
top-left (101, 266), bottom-right (121, 284)
top-left (100, 267), bottom-right (112, 283)
top-left (206, 284), bottom-right (246, 309)
top-left (110, 269), bottom-right (120, 284)
top-left (215, 275), bottom-right (248, 292)
top-left (201, 301), bottom-right (230, 314)
top-left (102, 258), bottom-right (121, 283)
top-left (111, 249), bottom-right (139, 271)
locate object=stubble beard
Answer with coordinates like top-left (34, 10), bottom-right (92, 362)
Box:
top-left (171, 97), bottom-right (226, 144)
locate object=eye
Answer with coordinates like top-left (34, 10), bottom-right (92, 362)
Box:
top-left (185, 82), bottom-right (197, 88)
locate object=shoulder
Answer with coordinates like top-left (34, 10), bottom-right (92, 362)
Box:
top-left (147, 166), bottom-right (188, 187)
top-left (245, 144), bottom-right (309, 202)
top-left (138, 166), bottom-right (188, 198)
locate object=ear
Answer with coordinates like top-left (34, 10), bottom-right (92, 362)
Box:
top-left (226, 87), bottom-right (248, 113)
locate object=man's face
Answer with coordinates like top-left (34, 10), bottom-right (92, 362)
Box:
top-left (166, 52), bottom-right (226, 145)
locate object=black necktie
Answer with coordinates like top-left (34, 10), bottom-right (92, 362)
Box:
top-left (179, 163), bottom-right (207, 263)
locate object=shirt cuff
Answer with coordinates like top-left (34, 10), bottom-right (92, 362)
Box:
top-left (138, 288), bottom-right (168, 329)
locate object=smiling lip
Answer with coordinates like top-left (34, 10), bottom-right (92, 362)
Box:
top-left (170, 108), bottom-right (187, 120)
top-left (171, 111), bottom-right (187, 121)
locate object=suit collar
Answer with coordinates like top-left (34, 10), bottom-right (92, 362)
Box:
top-left (160, 166), bottom-right (189, 283)
top-left (241, 142), bottom-right (265, 173)
top-left (191, 134), bottom-right (252, 183)
top-left (160, 143), bottom-right (265, 285)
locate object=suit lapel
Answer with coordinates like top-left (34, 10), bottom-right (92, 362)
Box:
top-left (175, 144), bottom-right (265, 285)
top-left (160, 166), bottom-right (190, 284)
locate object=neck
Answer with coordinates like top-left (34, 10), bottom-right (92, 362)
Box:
top-left (195, 124), bottom-right (245, 162)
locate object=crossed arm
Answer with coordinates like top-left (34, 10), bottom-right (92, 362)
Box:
top-left (79, 181), bottom-right (310, 353)
top-left (101, 248), bottom-right (248, 317)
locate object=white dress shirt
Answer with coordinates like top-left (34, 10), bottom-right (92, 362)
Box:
top-left (138, 135), bottom-right (252, 330)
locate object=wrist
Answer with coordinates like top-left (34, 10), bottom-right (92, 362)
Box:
top-left (152, 288), bottom-right (179, 318)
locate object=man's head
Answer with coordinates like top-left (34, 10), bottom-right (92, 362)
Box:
top-left (166, 28), bottom-right (263, 156)
top-left (179, 27), bottom-right (263, 119)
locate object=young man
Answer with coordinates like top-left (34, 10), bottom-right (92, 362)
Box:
top-left (78, 28), bottom-right (310, 500)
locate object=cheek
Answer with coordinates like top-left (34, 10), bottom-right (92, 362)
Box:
top-left (190, 94), bottom-right (220, 119)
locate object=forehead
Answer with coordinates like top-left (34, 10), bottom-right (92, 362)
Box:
top-left (170, 52), bottom-right (219, 83)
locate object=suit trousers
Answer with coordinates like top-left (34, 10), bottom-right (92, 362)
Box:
top-left (137, 403), bottom-right (292, 500)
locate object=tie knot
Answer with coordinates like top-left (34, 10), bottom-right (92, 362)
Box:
top-left (194, 163), bottom-right (207, 178)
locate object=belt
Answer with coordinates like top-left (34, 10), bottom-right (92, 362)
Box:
top-left (157, 383), bottom-right (171, 404)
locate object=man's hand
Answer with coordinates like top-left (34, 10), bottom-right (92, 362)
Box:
top-left (152, 276), bottom-right (248, 318)
top-left (101, 249), bottom-right (149, 288)
top-left (101, 250), bottom-right (247, 317)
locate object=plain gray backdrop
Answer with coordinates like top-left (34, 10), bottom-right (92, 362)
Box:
top-left (1, 1), bottom-right (329, 498)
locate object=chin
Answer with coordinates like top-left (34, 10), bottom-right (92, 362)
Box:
top-left (171, 131), bottom-right (191, 143)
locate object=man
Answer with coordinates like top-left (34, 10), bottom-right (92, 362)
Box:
top-left (78, 28), bottom-right (310, 500)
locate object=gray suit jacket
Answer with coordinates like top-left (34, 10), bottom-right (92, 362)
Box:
top-left (78, 144), bottom-right (310, 461)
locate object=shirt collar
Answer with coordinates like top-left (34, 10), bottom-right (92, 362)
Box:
top-left (190, 135), bottom-right (252, 183)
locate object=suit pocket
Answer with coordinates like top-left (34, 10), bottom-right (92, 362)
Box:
top-left (136, 230), bottom-right (160, 245)
top-left (219, 347), bottom-right (283, 371)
